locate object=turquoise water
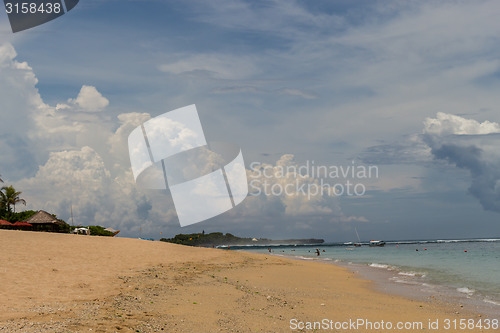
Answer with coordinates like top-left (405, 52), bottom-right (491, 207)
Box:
top-left (234, 239), bottom-right (500, 307)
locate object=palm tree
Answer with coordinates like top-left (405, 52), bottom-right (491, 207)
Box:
top-left (0, 176), bottom-right (4, 215)
top-left (0, 185), bottom-right (26, 214)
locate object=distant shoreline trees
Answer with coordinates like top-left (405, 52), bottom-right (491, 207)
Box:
top-left (161, 232), bottom-right (325, 247)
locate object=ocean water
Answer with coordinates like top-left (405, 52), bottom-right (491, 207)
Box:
top-left (233, 239), bottom-right (500, 312)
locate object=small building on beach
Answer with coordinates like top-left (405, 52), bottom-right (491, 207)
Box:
top-left (23, 210), bottom-right (68, 232)
top-left (72, 227), bottom-right (90, 235)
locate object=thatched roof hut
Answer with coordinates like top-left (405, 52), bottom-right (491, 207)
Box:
top-left (23, 210), bottom-right (68, 232)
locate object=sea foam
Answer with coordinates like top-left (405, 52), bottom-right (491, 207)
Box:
top-left (483, 299), bottom-right (500, 306)
top-left (369, 263), bottom-right (390, 269)
top-left (457, 287), bottom-right (475, 296)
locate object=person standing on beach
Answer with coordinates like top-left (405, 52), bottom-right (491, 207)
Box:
top-left (315, 249), bottom-right (320, 256)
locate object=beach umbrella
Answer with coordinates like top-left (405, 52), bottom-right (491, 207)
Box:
top-left (104, 227), bottom-right (120, 236)
top-left (12, 221), bottom-right (32, 227)
top-left (0, 219), bottom-right (12, 226)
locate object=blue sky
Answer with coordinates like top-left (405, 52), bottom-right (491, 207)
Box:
top-left (1, 0), bottom-right (500, 241)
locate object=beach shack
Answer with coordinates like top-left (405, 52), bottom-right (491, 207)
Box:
top-left (23, 210), bottom-right (69, 233)
top-left (72, 227), bottom-right (90, 235)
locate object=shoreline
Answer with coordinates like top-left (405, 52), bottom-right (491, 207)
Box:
top-left (338, 260), bottom-right (500, 319)
top-left (0, 230), bottom-right (495, 332)
top-left (257, 250), bottom-right (500, 320)
top-left (241, 240), bottom-right (500, 316)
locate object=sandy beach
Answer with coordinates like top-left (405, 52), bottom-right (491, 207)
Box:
top-left (0, 230), bottom-right (494, 332)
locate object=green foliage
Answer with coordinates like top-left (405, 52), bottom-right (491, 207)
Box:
top-left (70, 225), bottom-right (113, 236)
top-left (0, 174), bottom-right (69, 234)
top-left (0, 185), bottom-right (26, 214)
top-left (87, 225), bottom-right (114, 237)
top-left (160, 232), bottom-right (253, 246)
top-left (160, 233), bottom-right (324, 247)
top-left (11, 210), bottom-right (37, 222)
top-left (58, 223), bottom-right (71, 233)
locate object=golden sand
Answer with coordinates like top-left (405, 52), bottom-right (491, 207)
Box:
top-left (0, 230), bottom-right (492, 332)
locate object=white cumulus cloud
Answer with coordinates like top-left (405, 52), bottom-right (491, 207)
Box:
top-left (18, 147), bottom-right (157, 233)
top-left (424, 112), bottom-right (500, 136)
top-left (236, 154), bottom-right (368, 222)
top-left (58, 85), bottom-right (109, 112)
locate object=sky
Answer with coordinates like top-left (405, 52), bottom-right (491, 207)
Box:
top-left (1, 0), bottom-right (500, 242)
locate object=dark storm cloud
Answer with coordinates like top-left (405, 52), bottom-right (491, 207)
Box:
top-left (431, 144), bottom-right (484, 176)
top-left (427, 138), bottom-right (500, 214)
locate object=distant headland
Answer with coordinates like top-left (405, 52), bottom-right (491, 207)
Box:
top-left (160, 231), bottom-right (324, 247)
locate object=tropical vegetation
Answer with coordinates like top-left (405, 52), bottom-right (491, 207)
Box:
top-left (160, 232), bottom-right (248, 246)
top-left (1, 175), bottom-right (29, 221)
top-left (1, 185), bottom-right (26, 214)
top-left (0, 172), bottom-right (113, 236)
top-left (68, 225), bottom-right (115, 237)
top-left (161, 232), bottom-right (325, 247)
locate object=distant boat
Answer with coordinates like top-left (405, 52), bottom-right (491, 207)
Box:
top-left (369, 240), bottom-right (386, 247)
top-left (354, 227), bottom-right (362, 247)
top-left (345, 228), bottom-right (363, 247)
